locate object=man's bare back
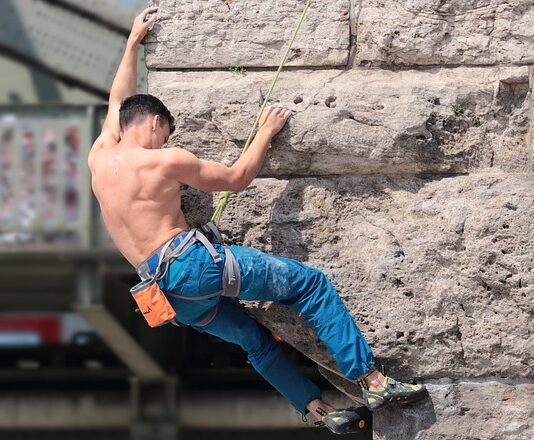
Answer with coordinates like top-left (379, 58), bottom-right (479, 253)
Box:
top-left (89, 143), bottom-right (188, 267)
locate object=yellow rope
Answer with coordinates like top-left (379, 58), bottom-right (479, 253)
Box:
top-left (211, 0), bottom-right (313, 226)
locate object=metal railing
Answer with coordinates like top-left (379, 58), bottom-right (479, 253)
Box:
top-left (0, 104), bottom-right (107, 249)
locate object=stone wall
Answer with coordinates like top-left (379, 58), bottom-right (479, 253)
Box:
top-left (147, 1), bottom-right (534, 438)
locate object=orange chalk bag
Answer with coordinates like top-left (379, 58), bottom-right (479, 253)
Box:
top-left (130, 278), bottom-right (176, 328)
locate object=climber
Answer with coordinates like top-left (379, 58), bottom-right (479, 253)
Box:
top-left (88, 7), bottom-right (427, 434)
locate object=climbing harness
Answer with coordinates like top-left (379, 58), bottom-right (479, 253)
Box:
top-left (131, 226), bottom-right (240, 328)
top-left (211, 0), bottom-right (313, 226)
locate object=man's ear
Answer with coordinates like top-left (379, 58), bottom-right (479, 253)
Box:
top-left (151, 115), bottom-right (161, 132)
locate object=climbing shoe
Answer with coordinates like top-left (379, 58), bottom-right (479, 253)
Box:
top-left (362, 376), bottom-right (427, 410)
top-left (315, 406), bottom-right (372, 435)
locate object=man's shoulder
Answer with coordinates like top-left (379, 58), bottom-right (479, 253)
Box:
top-left (90, 130), bottom-right (118, 154)
top-left (88, 130), bottom-right (120, 170)
top-left (155, 147), bottom-right (201, 185)
top-left (159, 146), bottom-right (197, 162)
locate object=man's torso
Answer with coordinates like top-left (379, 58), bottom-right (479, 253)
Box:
top-left (89, 142), bottom-right (188, 267)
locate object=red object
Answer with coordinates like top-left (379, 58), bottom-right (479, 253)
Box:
top-left (271, 331), bottom-right (284, 343)
top-left (0, 315), bottom-right (61, 344)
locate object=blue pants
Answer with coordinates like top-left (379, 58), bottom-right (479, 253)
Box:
top-left (157, 242), bottom-right (375, 414)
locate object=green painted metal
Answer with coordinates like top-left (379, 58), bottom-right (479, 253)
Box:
top-left (55, 0), bottom-right (149, 32)
top-left (0, 55), bottom-right (105, 104)
top-left (0, 0), bottom-right (147, 96)
top-left (76, 304), bottom-right (168, 381)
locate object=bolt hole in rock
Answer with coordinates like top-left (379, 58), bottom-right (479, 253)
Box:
top-left (293, 96), bottom-right (303, 104)
top-left (325, 95), bottom-right (337, 108)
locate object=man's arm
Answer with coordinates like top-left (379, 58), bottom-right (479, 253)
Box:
top-left (91, 7), bottom-right (158, 149)
top-left (160, 104), bottom-right (292, 192)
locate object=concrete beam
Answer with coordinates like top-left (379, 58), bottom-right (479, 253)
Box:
top-left (0, 253), bottom-right (131, 311)
top-left (0, 390), bottom-right (352, 430)
top-left (75, 304), bottom-right (167, 382)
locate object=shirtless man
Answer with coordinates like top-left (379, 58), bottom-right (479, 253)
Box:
top-left (89, 8), bottom-right (426, 435)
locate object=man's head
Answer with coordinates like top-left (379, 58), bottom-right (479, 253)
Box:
top-left (119, 94), bottom-right (175, 148)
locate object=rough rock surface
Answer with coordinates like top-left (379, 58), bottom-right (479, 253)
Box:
top-left (150, 0), bottom-right (534, 438)
top-left (145, 0), bottom-right (350, 68)
top-left (354, 0), bottom-right (534, 66)
top-left (202, 175), bottom-right (534, 380)
top-left (182, 174), bottom-right (534, 439)
top-left (149, 66), bottom-right (531, 175)
top-left (373, 380), bottom-right (534, 440)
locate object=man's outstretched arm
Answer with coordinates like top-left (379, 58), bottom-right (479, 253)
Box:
top-left (160, 104), bottom-right (292, 192)
top-left (92, 7), bottom-right (158, 147)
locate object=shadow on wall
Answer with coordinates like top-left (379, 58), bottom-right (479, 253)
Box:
top-left (257, 175), bottom-right (452, 263)
top-left (197, 175), bottom-right (448, 432)
top-left (374, 395), bottom-right (438, 438)
top-left (181, 185), bottom-right (216, 228)
top-left (267, 179), bottom-right (310, 261)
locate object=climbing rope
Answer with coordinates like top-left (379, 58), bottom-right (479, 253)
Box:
top-left (211, 0), bottom-right (313, 226)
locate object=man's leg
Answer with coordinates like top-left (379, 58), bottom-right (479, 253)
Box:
top-left (230, 245), bottom-right (375, 380)
top-left (192, 297), bottom-right (323, 415)
top-left (168, 242), bottom-right (424, 425)
top-left (230, 245), bottom-right (426, 414)
top-left (161, 243), bottom-right (339, 423)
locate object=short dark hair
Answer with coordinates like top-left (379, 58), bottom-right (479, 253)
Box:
top-left (119, 94), bottom-right (175, 134)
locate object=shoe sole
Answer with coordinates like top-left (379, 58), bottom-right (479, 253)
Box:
top-left (367, 389), bottom-right (428, 411)
top-left (322, 407), bottom-right (373, 434)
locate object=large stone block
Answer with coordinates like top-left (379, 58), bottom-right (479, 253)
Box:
top-left (374, 380), bottom-right (534, 440)
top-left (191, 174), bottom-right (534, 380)
top-left (145, 0), bottom-right (350, 68)
top-left (354, 0), bottom-right (534, 66)
top-left (150, 66), bottom-right (531, 175)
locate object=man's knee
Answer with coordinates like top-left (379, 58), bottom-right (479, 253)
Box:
top-left (305, 267), bottom-right (332, 294)
top-left (243, 329), bottom-right (280, 372)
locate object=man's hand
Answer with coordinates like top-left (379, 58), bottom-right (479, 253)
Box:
top-left (259, 103), bottom-right (292, 136)
top-left (128, 6), bottom-right (158, 46)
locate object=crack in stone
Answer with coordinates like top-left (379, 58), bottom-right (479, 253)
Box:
top-left (219, 0), bottom-right (232, 10)
top-left (455, 316), bottom-right (467, 369)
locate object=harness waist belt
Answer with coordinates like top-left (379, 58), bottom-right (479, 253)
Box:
top-left (134, 226), bottom-right (241, 328)
top-left (136, 229), bottom-right (196, 281)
